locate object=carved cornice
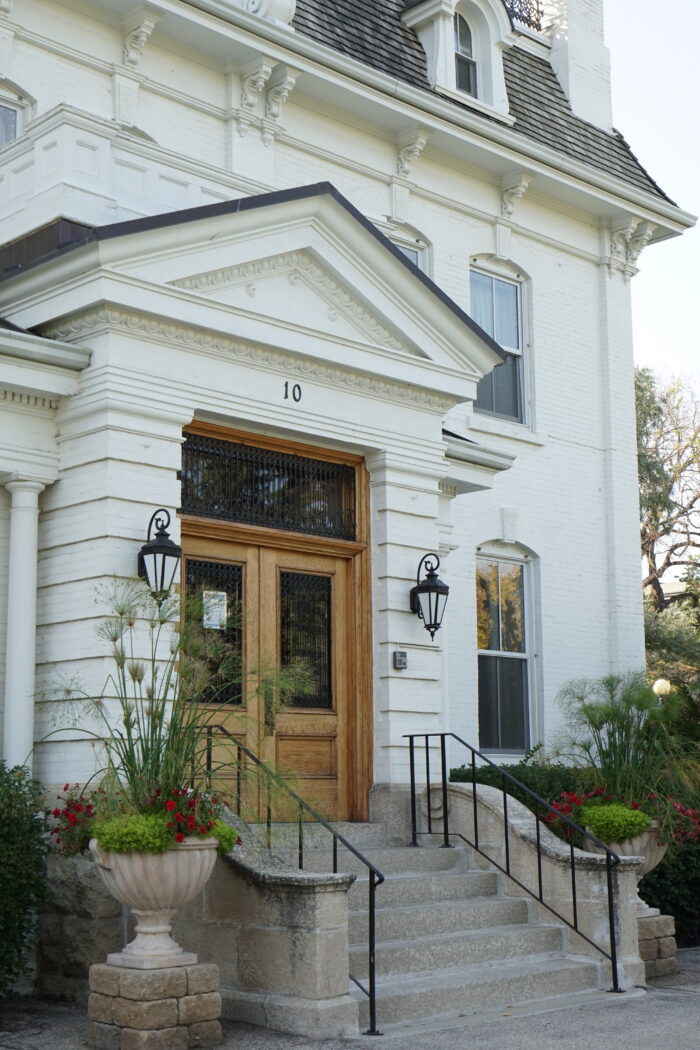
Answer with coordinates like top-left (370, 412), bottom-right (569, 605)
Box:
top-left (0, 1), bottom-right (12, 15)
top-left (240, 55), bottom-right (274, 110)
top-left (607, 217), bottom-right (656, 280)
top-left (397, 126), bottom-right (431, 178)
top-left (500, 173), bottom-right (532, 218)
top-left (170, 249), bottom-right (408, 352)
top-left (123, 10), bottom-right (160, 69)
top-left (238, 0), bottom-right (296, 25)
top-left (262, 64), bottom-right (300, 145)
top-left (39, 306), bottom-right (457, 413)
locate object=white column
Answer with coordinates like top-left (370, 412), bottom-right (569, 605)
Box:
top-left (3, 479), bottom-right (45, 771)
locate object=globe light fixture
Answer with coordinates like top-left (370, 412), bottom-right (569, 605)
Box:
top-left (409, 553), bottom-right (449, 639)
top-left (137, 508), bottom-right (182, 602)
top-left (652, 678), bottom-right (672, 697)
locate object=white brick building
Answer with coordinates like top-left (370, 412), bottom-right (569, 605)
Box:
top-left (0, 0), bottom-right (693, 815)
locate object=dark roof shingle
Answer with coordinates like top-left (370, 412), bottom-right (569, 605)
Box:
top-left (292, 1), bottom-right (671, 203)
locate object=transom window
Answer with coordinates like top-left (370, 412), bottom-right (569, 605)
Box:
top-left (181, 432), bottom-right (356, 540)
top-left (470, 269), bottom-right (524, 422)
top-left (476, 556), bottom-right (530, 752)
top-left (454, 14), bottom-right (477, 97)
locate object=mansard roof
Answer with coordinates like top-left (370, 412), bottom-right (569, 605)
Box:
top-left (293, 0), bottom-right (672, 204)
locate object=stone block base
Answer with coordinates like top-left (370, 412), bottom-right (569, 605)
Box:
top-left (638, 914), bottom-right (678, 979)
top-left (88, 963), bottom-right (222, 1049)
top-left (223, 988), bottom-right (359, 1038)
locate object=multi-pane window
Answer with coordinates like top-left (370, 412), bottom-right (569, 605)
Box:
top-left (454, 14), bottom-right (477, 97)
top-left (476, 557), bottom-right (529, 751)
top-left (470, 270), bottom-right (524, 422)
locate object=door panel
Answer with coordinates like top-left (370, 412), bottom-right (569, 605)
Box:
top-left (183, 537), bottom-right (352, 820)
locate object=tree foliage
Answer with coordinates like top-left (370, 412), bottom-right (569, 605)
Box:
top-left (635, 368), bottom-right (700, 611)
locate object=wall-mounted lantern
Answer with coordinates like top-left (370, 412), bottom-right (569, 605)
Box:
top-left (137, 508), bottom-right (182, 602)
top-left (409, 553), bottom-right (449, 639)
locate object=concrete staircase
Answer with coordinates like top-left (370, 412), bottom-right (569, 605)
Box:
top-left (269, 821), bottom-right (605, 1033)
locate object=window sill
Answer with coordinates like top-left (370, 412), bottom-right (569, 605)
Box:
top-left (467, 411), bottom-right (545, 448)
top-left (434, 87), bottom-right (515, 126)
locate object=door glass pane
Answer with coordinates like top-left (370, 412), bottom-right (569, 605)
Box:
top-left (280, 571), bottom-right (332, 709)
top-left (499, 562), bottom-right (525, 652)
top-left (476, 561), bottom-right (500, 651)
top-left (494, 278), bottom-right (519, 350)
top-left (184, 559), bottom-right (243, 705)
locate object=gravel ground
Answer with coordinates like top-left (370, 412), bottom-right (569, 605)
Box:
top-left (1, 948), bottom-right (699, 1050)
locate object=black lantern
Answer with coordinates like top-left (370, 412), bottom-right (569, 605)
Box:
top-left (137, 509), bottom-right (182, 601)
top-left (409, 553), bottom-right (449, 639)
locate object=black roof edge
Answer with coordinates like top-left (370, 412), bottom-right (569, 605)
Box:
top-left (96, 181), bottom-right (506, 360)
top-left (5, 181), bottom-right (506, 363)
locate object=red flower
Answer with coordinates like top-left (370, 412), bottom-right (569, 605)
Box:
top-left (175, 812), bottom-right (183, 822)
top-left (175, 832), bottom-right (185, 843)
top-left (199, 825), bottom-right (207, 834)
top-left (165, 800), bottom-right (177, 811)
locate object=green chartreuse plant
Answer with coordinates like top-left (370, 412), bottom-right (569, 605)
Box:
top-left (579, 803), bottom-right (651, 844)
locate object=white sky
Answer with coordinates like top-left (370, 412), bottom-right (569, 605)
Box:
top-left (603, 0), bottom-right (699, 382)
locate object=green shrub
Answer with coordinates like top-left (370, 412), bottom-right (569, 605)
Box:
top-left (641, 843), bottom-right (700, 946)
top-left (450, 760), bottom-right (596, 813)
top-left (579, 803), bottom-right (651, 843)
top-left (0, 763), bottom-right (49, 998)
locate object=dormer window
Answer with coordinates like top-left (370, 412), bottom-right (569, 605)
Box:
top-left (454, 15), bottom-right (477, 97)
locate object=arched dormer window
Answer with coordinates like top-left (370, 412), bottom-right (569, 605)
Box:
top-left (454, 14), bottom-right (477, 97)
top-left (402, 0), bottom-right (513, 117)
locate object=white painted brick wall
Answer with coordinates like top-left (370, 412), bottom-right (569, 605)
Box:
top-left (0, 0), bottom-right (653, 787)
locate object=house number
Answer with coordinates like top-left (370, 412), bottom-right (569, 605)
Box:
top-left (283, 381), bottom-right (302, 402)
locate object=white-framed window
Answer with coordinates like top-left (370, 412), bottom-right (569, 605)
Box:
top-left (476, 552), bottom-right (531, 752)
top-left (0, 102), bottom-right (19, 147)
top-left (454, 14), bottom-right (477, 97)
top-left (470, 267), bottom-right (524, 422)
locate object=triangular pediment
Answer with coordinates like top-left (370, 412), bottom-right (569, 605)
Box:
top-left (167, 249), bottom-right (420, 356)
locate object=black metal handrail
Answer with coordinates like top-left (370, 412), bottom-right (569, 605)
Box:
top-left (405, 732), bottom-right (623, 993)
top-left (203, 725), bottom-right (385, 1035)
top-left (504, 0), bottom-right (543, 31)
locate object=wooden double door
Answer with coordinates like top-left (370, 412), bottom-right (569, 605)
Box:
top-left (183, 527), bottom-right (362, 821)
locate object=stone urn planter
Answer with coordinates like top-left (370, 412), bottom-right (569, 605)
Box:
top-left (89, 836), bottom-right (218, 968)
top-left (582, 821), bottom-right (667, 917)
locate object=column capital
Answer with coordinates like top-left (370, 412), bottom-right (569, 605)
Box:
top-left (5, 477), bottom-right (48, 495)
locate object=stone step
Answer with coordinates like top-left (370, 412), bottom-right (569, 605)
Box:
top-left (274, 845), bottom-right (468, 877)
top-left (348, 895), bottom-right (529, 942)
top-left (246, 820), bottom-right (386, 852)
top-left (349, 922), bottom-right (565, 978)
top-left (348, 869), bottom-right (498, 908)
top-left (355, 956), bottom-right (601, 1029)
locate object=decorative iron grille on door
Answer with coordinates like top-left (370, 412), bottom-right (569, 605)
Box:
top-left (181, 432), bottom-right (356, 540)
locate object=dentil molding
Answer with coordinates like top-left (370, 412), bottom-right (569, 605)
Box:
top-left (39, 306), bottom-right (458, 413)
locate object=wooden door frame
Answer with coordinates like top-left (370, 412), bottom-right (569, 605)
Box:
top-left (180, 421), bottom-right (373, 821)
